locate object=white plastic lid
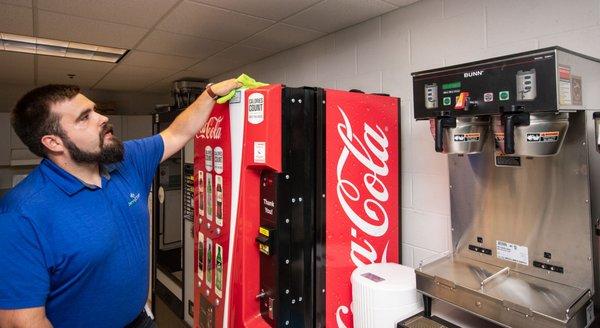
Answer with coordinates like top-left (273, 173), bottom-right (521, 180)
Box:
top-left (351, 263), bottom-right (416, 291)
top-left (351, 263), bottom-right (419, 309)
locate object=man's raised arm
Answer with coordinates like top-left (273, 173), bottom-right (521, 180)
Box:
top-left (160, 79), bottom-right (241, 162)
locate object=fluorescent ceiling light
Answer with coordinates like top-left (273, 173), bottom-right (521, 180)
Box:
top-left (0, 33), bottom-right (128, 63)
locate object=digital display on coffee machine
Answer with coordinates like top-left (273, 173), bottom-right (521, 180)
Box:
top-left (442, 81), bottom-right (461, 90)
top-left (412, 49), bottom-right (558, 119)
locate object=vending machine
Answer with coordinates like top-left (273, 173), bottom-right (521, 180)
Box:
top-left (193, 84), bottom-right (401, 327)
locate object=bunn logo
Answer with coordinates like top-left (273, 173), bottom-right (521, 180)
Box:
top-left (464, 70), bottom-right (484, 78)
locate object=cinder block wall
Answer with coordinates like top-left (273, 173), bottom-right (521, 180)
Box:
top-left (214, 0), bottom-right (600, 267)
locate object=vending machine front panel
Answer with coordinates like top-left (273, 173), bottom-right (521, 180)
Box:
top-left (323, 90), bottom-right (400, 327)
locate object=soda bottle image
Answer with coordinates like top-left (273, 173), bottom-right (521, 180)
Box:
top-left (198, 171), bottom-right (205, 217)
top-left (197, 232), bottom-right (204, 281)
top-left (215, 244), bottom-right (223, 297)
top-left (206, 174), bottom-right (213, 221)
top-left (206, 238), bottom-right (213, 288)
top-left (216, 175), bottom-right (223, 226)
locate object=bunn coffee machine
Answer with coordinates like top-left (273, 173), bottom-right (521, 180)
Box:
top-left (411, 47), bottom-right (600, 328)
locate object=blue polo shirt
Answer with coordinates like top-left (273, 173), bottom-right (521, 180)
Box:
top-left (0, 134), bottom-right (164, 327)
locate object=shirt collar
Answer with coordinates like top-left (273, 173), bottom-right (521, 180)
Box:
top-left (40, 159), bottom-right (114, 196)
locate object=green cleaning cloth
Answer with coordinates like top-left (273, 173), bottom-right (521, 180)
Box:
top-left (216, 74), bottom-right (269, 104)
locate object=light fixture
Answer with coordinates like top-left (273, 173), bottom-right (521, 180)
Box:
top-left (0, 33), bottom-right (128, 63)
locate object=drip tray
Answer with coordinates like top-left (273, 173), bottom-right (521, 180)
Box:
top-left (398, 313), bottom-right (460, 328)
top-left (416, 254), bottom-right (593, 328)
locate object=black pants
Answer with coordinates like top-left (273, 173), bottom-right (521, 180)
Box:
top-left (124, 311), bottom-right (157, 328)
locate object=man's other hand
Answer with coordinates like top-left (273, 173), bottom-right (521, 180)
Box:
top-left (211, 79), bottom-right (242, 96)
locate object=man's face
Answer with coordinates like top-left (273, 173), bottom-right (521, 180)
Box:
top-left (51, 93), bottom-right (124, 164)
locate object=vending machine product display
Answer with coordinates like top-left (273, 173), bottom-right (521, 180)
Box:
top-left (194, 85), bottom-right (400, 327)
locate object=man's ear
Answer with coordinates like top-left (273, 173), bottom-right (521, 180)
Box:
top-left (41, 135), bottom-right (64, 154)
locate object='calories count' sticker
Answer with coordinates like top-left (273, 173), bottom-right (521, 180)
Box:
top-left (214, 147), bottom-right (224, 174)
top-left (248, 93), bottom-right (265, 124)
top-left (205, 146), bottom-right (213, 172)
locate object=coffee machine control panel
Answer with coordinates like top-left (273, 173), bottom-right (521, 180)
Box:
top-left (412, 50), bottom-right (558, 119)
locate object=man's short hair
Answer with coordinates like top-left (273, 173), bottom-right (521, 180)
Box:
top-left (11, 85), bottom-right (80, 157)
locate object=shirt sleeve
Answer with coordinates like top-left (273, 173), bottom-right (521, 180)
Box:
top-left (123, 134), bottom-right (165, 191)
top-left (0, 211), bottom-right (50, 309)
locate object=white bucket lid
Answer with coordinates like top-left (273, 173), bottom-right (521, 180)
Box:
top-left (351, 263), bottom-right (419, 309)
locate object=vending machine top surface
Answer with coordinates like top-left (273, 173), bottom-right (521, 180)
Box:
top-left (412, 47), bottom-right (600, 119)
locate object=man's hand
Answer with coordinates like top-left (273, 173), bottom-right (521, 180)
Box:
top-left (0, 307), bottom-right (53, 328)
top-left (160, 78), bottom-right (242, 162)
top-left (210, 79), bottom-right (242, 96)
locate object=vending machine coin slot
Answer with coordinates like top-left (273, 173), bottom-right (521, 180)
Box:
top-left (256, 226), bottom-right (274, 255)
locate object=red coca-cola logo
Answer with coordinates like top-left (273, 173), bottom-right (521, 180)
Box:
top-left (334, 106), bottom-right (391, 327)
top-left (196, 116), bottom-right (223, 140)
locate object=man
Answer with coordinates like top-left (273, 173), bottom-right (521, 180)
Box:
top-left (0, 79), bottom-right (241, 328)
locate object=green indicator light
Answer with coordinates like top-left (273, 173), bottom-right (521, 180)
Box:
top-left (499, 91), bottom-right (510, 101)
top-left (442, 81), bottom-right (461, 90)
top-left (443, 97), bottom-right (452, 106)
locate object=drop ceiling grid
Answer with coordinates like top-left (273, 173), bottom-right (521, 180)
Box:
top-left (1, 0), bottom-right (408, 92)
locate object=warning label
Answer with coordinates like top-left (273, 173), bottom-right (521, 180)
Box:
top-left (559, 65), bottom-right (572, 105)
top-left (526, 131), bottom-right (559, 143)
top-left (453, 133), bottom-right (480, 142)
top-left (496, 240), bottom-right (528, 265)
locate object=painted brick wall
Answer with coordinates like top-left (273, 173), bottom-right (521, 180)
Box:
top-left (214, 0), bottom-right (600, 268)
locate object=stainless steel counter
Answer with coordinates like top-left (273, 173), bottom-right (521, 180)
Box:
top-left (417, 254), bottom-right (592, 328)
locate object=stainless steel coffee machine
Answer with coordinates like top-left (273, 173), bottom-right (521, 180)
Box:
top-left (411, 47), bottom-right (600, 328)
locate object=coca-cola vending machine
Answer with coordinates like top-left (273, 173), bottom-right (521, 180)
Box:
top-left (194, 85), bottom-right (400, 328)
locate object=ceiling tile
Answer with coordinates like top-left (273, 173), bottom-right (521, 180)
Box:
top-left (217, 45), bottom-right (276, 64)
top-left (37, 10), bottom-right (148, 49)
top-left (37, 56), bottom-right (115, 73)
top-left (94, 65), bottom-right (176, 91)
top-left (381, 0), bottom-right (418, 6)
top-left (191, 0), bottom-right (322, 21)
top-left (37, 56), bottom-right (115, 88)
top-left (36, 0), bottom-right (178, 28)
top-left (284, 0), bottom-right (397, 33)
top-left (241, 23), bottom-right (324, 52)
top-left (37, 68), bottom-right (108, 88)
top-left (0, 0), bottom-right (32, 7)
top-left (188, 56), bottom-right (241, 78)
top-left (136, 30), bottom-right (230, 59)
top-left (0, 3), bottom-right (33, 35)
top-left (188, 45), bottom-right (275, 78)
top-left (157, 1), bottom-right (274, 43)
top-left (121, 50), bottom-right (197, 70)
top-left (143, 70), bottom-right (206, 92)
top-left (0, 51), bottom-right (34, 85)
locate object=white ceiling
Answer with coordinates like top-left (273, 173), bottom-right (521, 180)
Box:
top-left (0, 0), bottom-right (417, 93)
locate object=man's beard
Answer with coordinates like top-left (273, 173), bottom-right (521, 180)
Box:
top-left (61, 123), bottom-right (124, 164)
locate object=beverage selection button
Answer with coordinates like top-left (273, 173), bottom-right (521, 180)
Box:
top-left (499, 91), bottom-right (510, 101)
top-left (443, 97), bottom-right (452, 106)
top-left (484, 92), bottom-right (493, 102)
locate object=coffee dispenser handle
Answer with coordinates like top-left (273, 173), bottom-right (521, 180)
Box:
top-left (593, 112), bottom-right (600, 153)
top-left (503, 112), bottom-right (530, 154)
top-left (434, 116), bottom-right (457, 153)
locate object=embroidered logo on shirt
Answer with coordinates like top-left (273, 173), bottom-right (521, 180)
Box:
top-left (128, 193), bottom-right (141, 207)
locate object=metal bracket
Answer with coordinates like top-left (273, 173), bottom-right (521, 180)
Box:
top-left (480, 266), bottom-right (510, 291)
top-left (503, 300), bottom-right (533, 318)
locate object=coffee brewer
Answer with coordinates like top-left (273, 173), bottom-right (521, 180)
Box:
top-left (411, 47), bottom-right (600, 327)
